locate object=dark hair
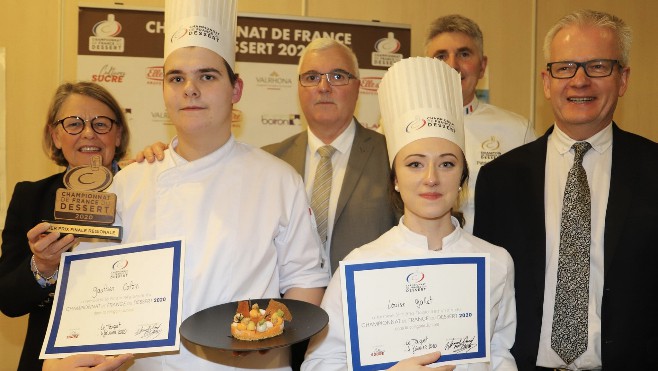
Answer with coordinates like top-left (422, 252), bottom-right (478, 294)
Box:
top-left (389, 153), bottom-right (470, 227)
top-left (224, 60), bottom-right (239, 85)
top-left (43, 81), bottom-right (130, 166)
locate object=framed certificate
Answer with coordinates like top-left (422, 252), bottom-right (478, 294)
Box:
top-left (40, 239), bottom-right (185, 359)
top-left (340, 254), bottom-right (490, 370)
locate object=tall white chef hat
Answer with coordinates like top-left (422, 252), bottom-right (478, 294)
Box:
top-left (378, 57), bottom-right (464, 166)
top-left (164, 0), bottom-right (237, 68)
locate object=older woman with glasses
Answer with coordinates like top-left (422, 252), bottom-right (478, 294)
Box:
top-left (0, 81), bottom-right (130, 370)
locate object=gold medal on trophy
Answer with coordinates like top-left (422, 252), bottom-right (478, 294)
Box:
top-left (45, 155), bottom-right (122, 240)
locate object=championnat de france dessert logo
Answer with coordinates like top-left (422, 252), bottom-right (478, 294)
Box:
top-left (89, 14), bottom-right (125, 53)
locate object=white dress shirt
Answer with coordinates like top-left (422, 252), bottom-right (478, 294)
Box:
top-left (537, 124), bottom-right (612, 370)
top-left (305, 120), bottom-right (356, 271)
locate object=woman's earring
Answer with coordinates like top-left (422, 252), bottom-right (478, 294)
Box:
top-left (458, 186), bottom-right (462, 192)
top-left (394, 185), bottom-right (399, 192)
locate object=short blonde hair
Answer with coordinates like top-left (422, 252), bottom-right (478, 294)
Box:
top-left (43, 81), bottom-right (130, 166)
top-left (543, 9), bottom-right (632, 66)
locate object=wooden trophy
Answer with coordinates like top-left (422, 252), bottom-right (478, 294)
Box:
top-left (45, 155), bottom-right (122, 240)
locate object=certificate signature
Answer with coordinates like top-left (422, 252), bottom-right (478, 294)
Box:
top-left (134, 322), bottom-right (164, 339)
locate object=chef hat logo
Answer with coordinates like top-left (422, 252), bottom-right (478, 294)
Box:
top-left (164, 0), bottom-right (237, 68)
top-left (378, 57), bottom-right (464, 166)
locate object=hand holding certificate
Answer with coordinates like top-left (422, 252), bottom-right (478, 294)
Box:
top-left (340, 254), bottom-right (490, 370)
top-left (40, 239), bottom-right (185, 359)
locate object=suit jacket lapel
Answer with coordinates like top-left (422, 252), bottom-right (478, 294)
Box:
top-left (603, 123), bottom-right (632, 275)
top-left (335, 121), bottom-right (373, 222)
top-left (525, 130), bottom-right (550, 296)
top-left (278, 132), bottom-right (308, 177)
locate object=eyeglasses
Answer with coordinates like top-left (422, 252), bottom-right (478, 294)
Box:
top-left (54, 116), bottom-right (116, 135)
top-left (546, 59), bottom-right (621, 79)
top-left (299, 70), bottom-right (355, 87)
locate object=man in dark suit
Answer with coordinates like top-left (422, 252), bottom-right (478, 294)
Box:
top-left (474, 9), bottom-right (658, 371)
top-left (263, 38), bottom-right (397, 275)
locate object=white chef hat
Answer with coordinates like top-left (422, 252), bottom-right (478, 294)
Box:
top-left (164, 0), bottom-right (237, 68)
top-left (379, 57), bottom-right (464, 166)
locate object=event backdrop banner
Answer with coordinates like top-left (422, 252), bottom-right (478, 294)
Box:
top-left (77, 6), bottom-right (411, 158)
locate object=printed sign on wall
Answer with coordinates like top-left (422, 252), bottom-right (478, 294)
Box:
top-left (77, 7), bottom-right (410, 156)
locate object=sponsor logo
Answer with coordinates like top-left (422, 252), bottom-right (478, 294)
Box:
top-left (370, 347), bottom-right (385, 357)
top-left (261, 114), bottom-right (301, 126)
top-left (91, 65), bottom-right (126, 84)
top-left (360, 77), bottom-right (381, 94)
top-left (150, 111), bottom-right (171, 124)
top-left (146, 66), bottom-right (163, 83)
top-left (255, 71), bottom-right (293, 90)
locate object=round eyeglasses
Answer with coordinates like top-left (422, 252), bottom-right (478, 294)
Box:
top-left (546, 59), bottom-right (621, 79)
top-left (54, 116), bottom-right (117, 135)
top-left (299, 70), bottom-right (355, 87)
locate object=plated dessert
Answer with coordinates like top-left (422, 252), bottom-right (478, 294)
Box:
top-left (230, 299), bottom-right (292, 341)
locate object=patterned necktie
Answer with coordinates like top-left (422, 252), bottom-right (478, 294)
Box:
top-left (311, 145), bottom-right (336, 243)
top-left (551, 141), bottom-right (592, 364)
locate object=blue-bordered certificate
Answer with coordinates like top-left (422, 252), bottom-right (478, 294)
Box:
top-left (340, 254), bottom-right (490, 370)
top-left (40, 238), bottom-right (185, 358)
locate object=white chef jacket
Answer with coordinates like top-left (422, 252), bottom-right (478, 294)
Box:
top-left (462, 97), bottom-right (536, 233)
top-left (302, 217), bottom-right (517, 371)
top-left (108, 136), bottom-right (329, 370)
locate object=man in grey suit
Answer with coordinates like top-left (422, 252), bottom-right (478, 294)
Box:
top-left (263, 37), bottom-right (397, 371)
top-left (263, 38), bottom-right (397, 275)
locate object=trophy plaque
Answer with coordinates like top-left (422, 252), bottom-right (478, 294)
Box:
top-left (45, 155), bottom-right (122, 241)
